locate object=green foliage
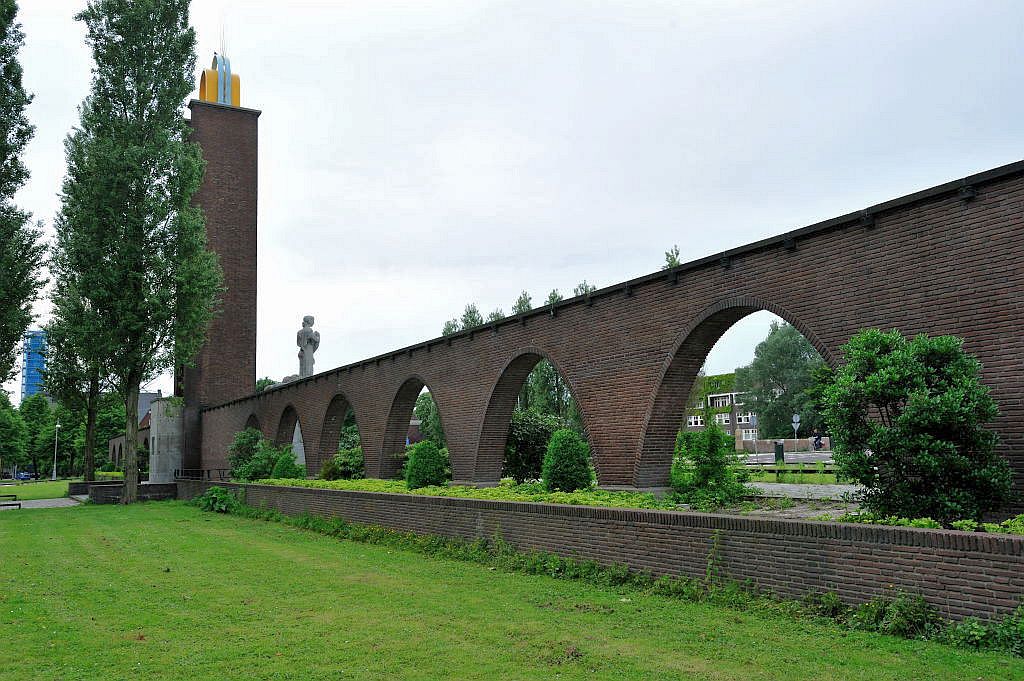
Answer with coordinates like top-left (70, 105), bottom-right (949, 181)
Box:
top-left (227, 427), bottom-right (264, 477)
top-left (320, 446), bottom-right (364, 481)
top-left (405, 440), bottom-right (448, 489)
top-left (951, 519), bottom-right (979, 532)
top-left (541, 429), bottom-right (593, 492)
top-left (511, 290), bottom-right (532, 315)
top-left (661, 244), bottom-right (681, 270)
top-left (0, 0), bottom-right (45, 384)
top-left (735, 321), bottom-right (825, 438)
top-left (233, 436), bottom-right (304, 482)
top-left (503, 408), bottom-right (564, 482)
top-left (191, 485), bottom-right (241, 513)
top-left (460, 303), bottom-right (483, 329)
top-left (414, 391), bottom-right (446, 448)
top-left (523, 359), bottom-right (582, 430)
top-left (441, 319), bottom-right (459, 336)
top-left (835, 511), bottom-right (1024, 537)
top-left (850, 591), bottom-right (941, 639)
top-left (337, 422), bottom-right (361, 451)
top-left (255, 377), bottom-right (277, 393)
top-left (572, 280), bottom-right (596, 297)
top-left (822, 329), bottom-right (1012, 524)
top-left (66, 0), bottom-right (225, 502)
top-left (0, 390), bottom-right (27, 472)
top-left (96, 470), bottom-right (124, 480)
top-left (670, 422), bottom-right (749, 510)
top-left (269, 447), bottom-right (305, 479)
top-left (19, 393), bottom-right (53, 475)
top-left (486, 308), bottom-right (504, 322)
top-left (544, 289), bottom-right (563, 306)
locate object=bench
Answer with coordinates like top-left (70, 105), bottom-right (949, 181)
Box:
top-left (0, 494), bottom-right (17, 501)
top-left (0, 501), bottom-right (21, 510)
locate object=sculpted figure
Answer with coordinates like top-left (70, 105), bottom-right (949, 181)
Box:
top-left (297, 315), bottom-right (320, 377)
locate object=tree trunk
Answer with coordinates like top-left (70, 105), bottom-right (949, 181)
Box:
top-left (121, 384), bottom-right (140, 503)
top-left (83, 372), bottom-right (100, 482)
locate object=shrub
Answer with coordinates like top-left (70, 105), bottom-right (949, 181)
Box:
top-left (98, 461), bottom-right (117, 473)
top-left (338, 424), bottom-right (361, 451)
top-left (850, 591), bottom-right (941, 638)
top-left (504, 409), bottom-right (564, 482)
top-left (541, 429), bottom-right (593, 492)
top-left (234, 440), bottom-right (304, 481)
top-left (822, 330), bottom-right (1013, 525)
top-left (320, 446), bottom-right (364, 481)
top-left (405, 440), bottom-right (448, 489)
top-left (192, 485), bottom-right (241, 513)
top-left (228, 427), bottom-right (265, 478)
top-left (95, 471), bottom-right (124, 480)
top-left (270, 446), bottom-right (305, 479)
top-left (670, 422), bottom-right (749, 509)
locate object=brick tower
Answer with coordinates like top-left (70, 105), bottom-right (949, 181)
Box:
top-left (179, 54), bottom-right (260, 469)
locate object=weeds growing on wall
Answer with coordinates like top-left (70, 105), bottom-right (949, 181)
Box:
top-left (191, 486), bottom-right (1024, 658)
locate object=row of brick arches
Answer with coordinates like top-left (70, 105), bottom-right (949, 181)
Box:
top-left (197, 162), bottom-right (1024, 495)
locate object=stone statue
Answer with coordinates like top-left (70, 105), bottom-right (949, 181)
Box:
top-left (297, 315), bottom-right (320, 377)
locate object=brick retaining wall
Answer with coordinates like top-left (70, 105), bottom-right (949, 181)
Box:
top-left (178, 480), bottom-right (1024, 621)
top-left (89, 483), bottom-right (178, 504)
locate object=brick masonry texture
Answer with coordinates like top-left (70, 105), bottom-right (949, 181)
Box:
top-left (88, 483), bottom-right (177, 504)
top-left (182, 100), bottom-right (260, 469)
top-left (178, 480), bottom-right (1024, 621)
top-left (193, 160), bottom-right (1024, 504)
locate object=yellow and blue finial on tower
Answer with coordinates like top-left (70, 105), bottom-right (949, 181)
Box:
top-left (199, 52), bottom-right (240, 107)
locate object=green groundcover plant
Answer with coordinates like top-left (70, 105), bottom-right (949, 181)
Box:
top-left (253, 476), bottom-right (1024, 535)
top-left (190, 486), bottom-right (1024, 658)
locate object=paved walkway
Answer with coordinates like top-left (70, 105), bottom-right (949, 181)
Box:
top-left (0, 497), bottom-right (81, 510)
top-left (749, 482), bottom-right (861, 501)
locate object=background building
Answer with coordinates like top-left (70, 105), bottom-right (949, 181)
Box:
top-left (684, 373), bottom-right (758, 442)
top-left (20, 330), bottom-right (46, 401)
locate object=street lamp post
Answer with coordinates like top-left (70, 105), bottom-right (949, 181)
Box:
top-left (51, 421), bottom-right (60, 481)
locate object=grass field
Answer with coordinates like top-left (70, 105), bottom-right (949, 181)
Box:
top-left (0, 503), bottom-right (1020, 680)
top-left (747, 472), bottom-right (839, 484)
top-left (0, 479), bottom-right (69, 500)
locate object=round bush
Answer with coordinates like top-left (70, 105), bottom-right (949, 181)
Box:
top-left (541, 429), bottom-right (593, 492)
top-left (270, 447), bottom-right (305, 479)
top-left (405, 440), bottom-right (448, 489)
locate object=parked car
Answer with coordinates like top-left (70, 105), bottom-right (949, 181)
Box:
top-left (15, 471), bottom-right (33, 481)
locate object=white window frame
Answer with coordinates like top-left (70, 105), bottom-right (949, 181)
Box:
top-left (714, 412), bottom-right (731, 425)
top-left (709, 394), bottom-right (731, 408)
top-left (687, 414), bottom-right (704, 428)
top-left (736, 412), bottom-right (753, 424)
top-left (741, 428), bottom-right (759, 441)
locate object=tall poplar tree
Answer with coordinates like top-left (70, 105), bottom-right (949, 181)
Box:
top-left (70, 0), bottom-right (222, 502)
top-left (0, 0), bottom-right (45, 382)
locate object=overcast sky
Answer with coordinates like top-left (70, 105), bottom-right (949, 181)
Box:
top-left (7, 0), bottom-right (1024, 401)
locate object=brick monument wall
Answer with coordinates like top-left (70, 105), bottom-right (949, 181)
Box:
top-left (196, 162), bottom-right (1024, 504)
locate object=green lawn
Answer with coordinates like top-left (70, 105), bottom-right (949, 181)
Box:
top-left (0, 479), bottom-right (70, 500)
top-left (748, 472), bottom-right (839, 484)
top-left (0, 503), bottom-right (1019, 680)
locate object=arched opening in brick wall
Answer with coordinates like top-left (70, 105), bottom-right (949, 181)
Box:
top-left (378, 377), bottom-right (448, 480)
top-left (476, 351), bottom-right (590, 485)
top-left (634, 298), bottom-right (833, 488)
top-left (244, 413), bottom-right (261, 434)
top-left (317, 393), bottom-right (363, 478)
top-left (275, 404), bottom-right (306, 467)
